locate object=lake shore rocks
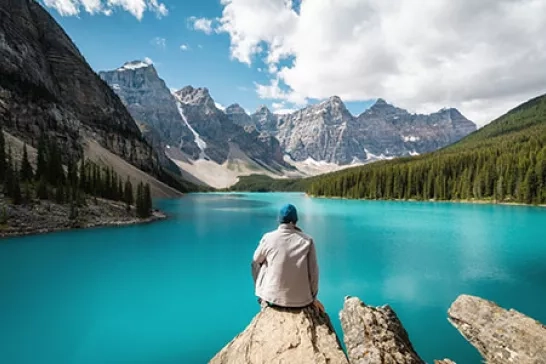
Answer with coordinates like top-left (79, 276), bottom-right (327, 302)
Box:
top-left (210, 295), bottom-right (546, 364)
top-left (209, 303), bottom-right (349, 364)
top-left (0, 197), bottom-right (166, 239)
top-left (448, 294), bottom-right (546, 364)
top-left (340, 296), bottom-right (425, 364)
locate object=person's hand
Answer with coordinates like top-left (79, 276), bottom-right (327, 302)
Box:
top-left (313, 299), bottom-right (325, 313)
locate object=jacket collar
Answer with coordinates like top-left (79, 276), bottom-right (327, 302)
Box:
top-left (278, 223), bottom-right (299, 232)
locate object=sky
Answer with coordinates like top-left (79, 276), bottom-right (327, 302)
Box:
top-left (41, 0), bottom-right (546, 126)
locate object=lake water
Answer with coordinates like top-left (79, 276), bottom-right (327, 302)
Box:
top-left (1, 193), bottom-right (545, 363)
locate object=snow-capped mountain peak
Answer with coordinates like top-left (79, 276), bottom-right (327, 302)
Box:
top-left (117, 60), bottom-right (153, 71)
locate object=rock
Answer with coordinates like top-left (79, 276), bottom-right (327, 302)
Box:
top-left (339, 296), bottom-right (425, 364)
top-left (99, 61), bottom-right (201, 162)
top-left (448, 294), bottom-right (546, 364)
top-left (0, 0), bottom-right (160, 174)
top-left (172, 86), bottom-right (289, 170)
top-left (225, 103), bottom-right (253, 127)
top-left (209, 305), bottom-right (349, 364)
top-left (434, 360), bottom-right (456, 364)
top-left (249, 98), bottom-right (476, 165)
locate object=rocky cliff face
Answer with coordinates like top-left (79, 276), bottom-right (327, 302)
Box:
top-left (211, 294), bottom-right (546, 364)
top-left (99, 62), bottom-right (200, 161)
top-left (249, 98), bottom-right (477, 165)
top-left (0, 0), bottom-right (158, 173)
top-left (100, 62), bottom-right (290, 182)
top-left (173, 86), bottom-right (288, 170)
top-left (225, 103), bottom-right (253, 127)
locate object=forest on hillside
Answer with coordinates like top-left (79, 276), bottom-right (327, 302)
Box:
top-left (307, 94), bottom-right (546, 204)
top-left (0, 125), bottom-right (154, 220)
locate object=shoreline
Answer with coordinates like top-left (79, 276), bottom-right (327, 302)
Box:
top-left (305, 193), bottom-right (546, 208)
top-left (0, 211), bottom-right (167, 239)
top-left (0, 197), bottom-right (169, 240)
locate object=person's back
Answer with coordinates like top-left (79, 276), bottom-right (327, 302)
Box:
top-left (252, 204), bottom-right (319, 308)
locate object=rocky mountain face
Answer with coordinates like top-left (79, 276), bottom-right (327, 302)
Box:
top-left (99, 62), bottom-right (200, 162)
top-left (172, 86), bottom-right (288, 170)
top-left (0, 0), bottom-right (159, 174)
top-left (225, 103), bottom-right (253, 127)
top-left (250, 98), bottom-right (477, 165)
top-left (100, 63), bottom-right (290, 181)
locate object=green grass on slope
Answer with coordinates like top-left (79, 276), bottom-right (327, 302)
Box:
top-left (307, 94), bottom-right (546, 204)
top-left (228, 174), bottom-right (312, 192)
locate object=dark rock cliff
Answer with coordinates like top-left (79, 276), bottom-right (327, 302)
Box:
top-left (0, 0), bottom-right (158, 173)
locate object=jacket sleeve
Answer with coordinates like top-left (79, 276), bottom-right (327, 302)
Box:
top-left (308, 240), bottom-right (319, 299)
top-left (251, 237), bottom-right (267, 284)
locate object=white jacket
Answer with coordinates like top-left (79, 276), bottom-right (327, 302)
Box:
top-left (252, 224), bottom-right (319, 308)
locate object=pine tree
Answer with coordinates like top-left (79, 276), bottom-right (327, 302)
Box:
top-left (5, 148), bottom-right (22, 205)
top-left (67, 159), bottom-right (78, 189)
top-left (522, 168), bottom-right (537, 204)
top-left (136, 182), bottom-right (144, 217)
top-left (20, 144), bottom-right (34, 182)
top-left (0, 124), bottom-right (5, 184)
top-left (4, 146), bottom-right (14, 197)
top-left (55, 186), bottom-right (65, 204)
top-left (144, 183), bottom-right (152, 217)
top-left (0, 206), bottom-right (7, 225)
top-left (35, 135), bottom-right (48, 181)
top-left (124, 177), bottom-right (134, 212)
top-left (37, 176), bottom-right (49, 200)
top-left (47, 140), bottom-right (65, 187)
top-left (24, 181), bottom-right (33, 203)
top-left (496, 176), bottom-right (505, 202)
top-left (118, 180), bottom-right (124, 202)
top-left (79, 157), bottom-right (87, 192)
top-left (11, 169), bottom-right (22, 205)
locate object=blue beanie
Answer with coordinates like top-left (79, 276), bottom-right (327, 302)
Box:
top-left (279, 204), bottom-right (298, 224)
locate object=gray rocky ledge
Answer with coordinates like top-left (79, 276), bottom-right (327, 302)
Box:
top-left (340, 296), bottom-right (425, 364)
top-left (448, 294), bottom-right (546, 364)
top-left (209, 304), bottom-right (349, 364)
top-left (210, 294), bottom-right (546, 364)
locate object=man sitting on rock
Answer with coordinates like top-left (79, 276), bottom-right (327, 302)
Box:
top-left (252, 204), bottom-right (324, 312)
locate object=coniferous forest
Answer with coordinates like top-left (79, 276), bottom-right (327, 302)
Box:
top-left (307, 94), bottom-right (546, 204)
top-left (0, 125), bottom-right (153, 219)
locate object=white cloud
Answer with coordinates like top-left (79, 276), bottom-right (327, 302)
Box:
top-left (210, 0), bottom-right (546, 125)
top-left (43, 0), bottom-right (168, 20)
top-left (255, 78), bottom-right (306, 105)
top-left (272, 101), bottom-right (296, 115)
top-left (148, 0), bottom-right (168, 18)
top-left (268, 63), bottom-right (278, 74)
top-left (188, 16), bottom-right (215, 35)
top-left (180, 44), bottom-right (190, 51)
top-left (215, 102), bottom-right (226, 111)
top-left (151, 37), bottom-right (166, 49)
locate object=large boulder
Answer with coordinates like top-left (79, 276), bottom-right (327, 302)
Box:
top-left (448, 294), bottom-right (546, 364)
top-left (339, 296), bottom-right (425, 364)
top-left (209, 304), bottom-right (349, 364)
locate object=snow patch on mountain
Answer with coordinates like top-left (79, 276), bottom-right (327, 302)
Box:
top-left (175, 100), bottom-right (208, 159)
top-left (403, 135), bottom-right (420, 142)
top-left (117, 61), bottom-right (152, 71)
top-left (365, 149), bottom-right (395, 161)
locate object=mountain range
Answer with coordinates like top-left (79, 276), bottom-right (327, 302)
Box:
top-left (100, 61), bottom-right (476, 188)
top-left (0, 0), bottom-right (189, 197)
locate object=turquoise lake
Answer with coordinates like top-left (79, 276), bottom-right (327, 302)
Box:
top-left (1, 192), bottom-right (546, 363)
